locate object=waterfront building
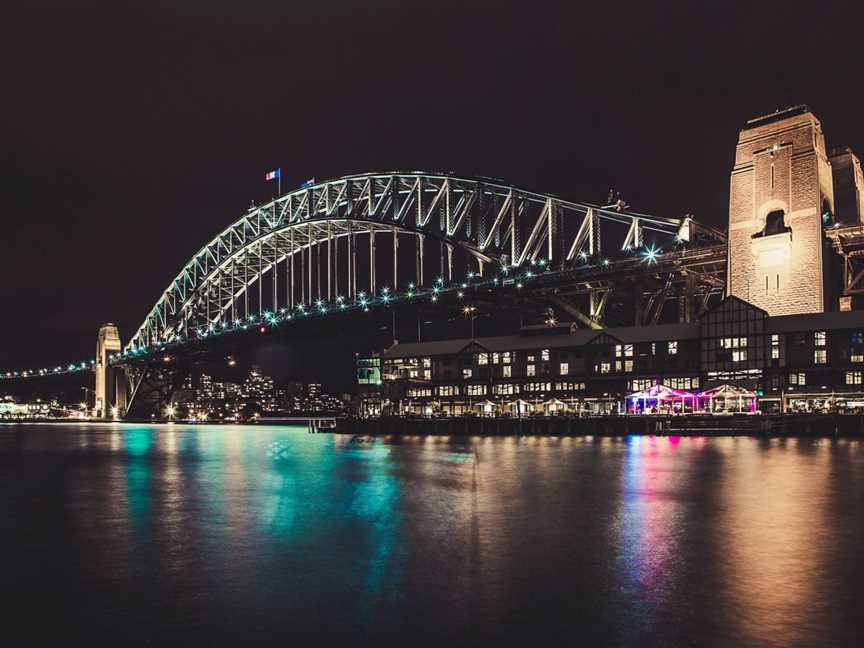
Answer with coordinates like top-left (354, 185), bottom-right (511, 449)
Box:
top-left (380, 297), bottom-right (864, 415)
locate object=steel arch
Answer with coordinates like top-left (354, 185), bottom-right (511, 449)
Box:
top-left (127, 172), bottom-right (685, 350)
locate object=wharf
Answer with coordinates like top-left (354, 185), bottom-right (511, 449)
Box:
top-left (335, 414), bottom-right (864, 437)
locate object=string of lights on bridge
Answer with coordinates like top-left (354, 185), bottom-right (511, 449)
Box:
top-left (0, 245), bottom-right (663, 380)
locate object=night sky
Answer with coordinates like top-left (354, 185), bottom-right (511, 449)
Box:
top-left (2, 1), bottom-right (863, 381)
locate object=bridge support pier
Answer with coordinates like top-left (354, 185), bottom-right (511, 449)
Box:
top-left (95, 324), bottom-right (126, 418)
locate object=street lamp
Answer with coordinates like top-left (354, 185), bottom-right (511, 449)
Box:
top-left (463, 305), bottom-right (478, 341)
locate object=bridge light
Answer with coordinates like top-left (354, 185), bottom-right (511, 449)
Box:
top-left (435, 276), bottom-right (443, 285)
top-left (467, 272), bottom-right (474, 279)
top-left (516, 282), bottom-right (523, 289)
top-left (579, 251), bottom-right (588, 261)
top-left (539, 259), bottom-right (547, 267)
top-left (381, 287), bottom-right (390, 295)
top-left (431, 295), bottom-right (438, 302)
top-left (525, 271), bottom-right (533, 278)
top-left (602, 259), bottom-right (610, 266)
top-left (642, 246), bottom-right (660, 264)
top-left (408, 282), bottom-right (415, 290)
top-left (460, 282), bottom-right (467, 289)
top-left (259, 325), bottom-right (266, 333)
top-left (457, 291), bottom-right (464, 298)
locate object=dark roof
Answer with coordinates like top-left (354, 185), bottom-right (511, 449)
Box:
top-left (382, 322), bottom-right (699, 359)
top-left (767, 310), bottom-right (864, 333)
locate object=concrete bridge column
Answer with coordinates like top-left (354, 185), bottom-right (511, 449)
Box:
top-left (95, 324), bottom-right (125, 418)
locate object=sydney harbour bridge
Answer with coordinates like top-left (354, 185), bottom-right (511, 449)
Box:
top-left (1, 171), bottom-right (738, 417)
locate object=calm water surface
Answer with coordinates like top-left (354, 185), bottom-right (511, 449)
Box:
top-left (1, 424), bottom-right (862, 647)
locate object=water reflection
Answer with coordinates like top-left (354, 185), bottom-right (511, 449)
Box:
top-left (0, 424), bottom-right (862, 646)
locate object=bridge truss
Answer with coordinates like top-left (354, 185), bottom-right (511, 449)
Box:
top-left (127, 172), bottom-right (719, 352)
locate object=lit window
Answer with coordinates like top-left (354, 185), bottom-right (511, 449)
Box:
top-left (559, 362), bottom-right (569, 375)
top-left (492, 353), bottom-right (500, 364)
top-left (463, 368), bottom-right (473, 379)
top-left (502, 365), bottom-right (512, 378)
top-left (541, 349), bottom-right (550, 361)
top-left (847, 371), bottom-right (863, 385)
top-left (600, 362), bottom-right (611, 374)
top-left (527, 354), bottom-right (535, 362)
top-left (527, 364), bottom-right (536, 377)
top-left (771, 347), bottom-right (780, 359)
top-left (624, 360), bottom-right (633, 372)
top-left (423, 370), bottom-right (431, 381)
top-left (732, 350), bottom-right (748, 362)
top-left (814, 350), bottom-right (827, 365)
top-left (789, 372), bottom-right (806, 385)
top-left (422, 358), bottom-right (431, 368)
top-left (815, 331), bottom-right (826, 347)
top-left (852, 354), bottom-right (864, 363)
top-left (502, 352), bottom-right (511, 364)
top-left (477, 353), bottom-right (488, 365)
top-left (668, 341), bottom-right (678, 355)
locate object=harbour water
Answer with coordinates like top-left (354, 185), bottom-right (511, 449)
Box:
top-left (1, 424), bottom-right (862, 646)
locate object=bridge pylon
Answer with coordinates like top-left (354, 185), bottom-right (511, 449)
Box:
top-left (95, 324), bottom-right (126, 418)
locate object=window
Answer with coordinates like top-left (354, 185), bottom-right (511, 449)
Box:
top-left (814, 350), bottom-right (827, 365)
top-left (423, 370), bottom-right (431, 381)
top-left (615, 344), bottom-right (634, 358)
top-left (422, 358), bottom-right (431, 368)
top-left (732, 349), bottom-right (748, 362)
top-left (721, 337), bottom-right (748, 349)
top-left (846, 371), bottom-right (863, 385)
top-left (492, 353), bottom-right (500, 364)
top-left (815, 331), bottom-right (826, 347)
top-left (541, 349), bottom-right (550, 361)
top-left (466, 384), bottom-right (487, 396)
top-left (527, 354), bottom-right (535, 362)
top-left (437, 385), bottom-right (460, 396)
top-left (600, 362), bottom-right (611, 374)
top-left (463, 368), bottom-right (473, 379)
top-left (559, 362), bottom-right (569, 375)
top-left (493, 383), bottom-right (519, 395)
top-left (789, 372), bottom-right (806, 386)
top-left (852, 354), bottom-right (864, 363)
top-left (502, 365), bottom-right (512, 378)
top-left (527, 364), bottom-right (536, 377)
top-left (667, 341), bottom-right (678, 355)
top-left (502, 352), bottom-right (511, 364)
top-left (477, 353), bottom-right (488, 365)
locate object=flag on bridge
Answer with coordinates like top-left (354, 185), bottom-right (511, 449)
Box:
top-left (300, 178), bottom-right (316, 188)
top-left (265, 168), bottom-right (281, 181)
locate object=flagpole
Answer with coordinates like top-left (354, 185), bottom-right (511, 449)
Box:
top-left (278, 168), bottom-right (281, 197)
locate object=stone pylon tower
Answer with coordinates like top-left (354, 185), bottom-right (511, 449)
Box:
top-left (95, 324), bottom-right (125, 418)
top-left (727, 105), bottom-right (834, 315)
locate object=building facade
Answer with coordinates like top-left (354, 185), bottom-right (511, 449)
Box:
top-left (380, 297), bottom-right (864, 415)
